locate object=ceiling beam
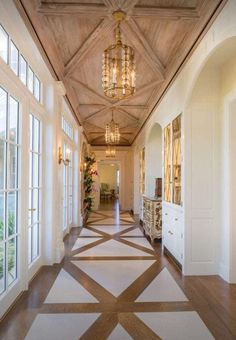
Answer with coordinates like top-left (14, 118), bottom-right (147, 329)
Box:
top-left (65, 19), bottom-right (114, 77)
top-left (115, 107), bottom-right (139, 122)
top-left (132, 6), bottom-right (200, 19)
top-left (37, 2), bottom-right (107, 16)
top-left (70, 77), bottom-right (109, 104)
top-left (123, 19), bottom-right (165, 79)
top-left (79, 103), bottom-right (148, 110)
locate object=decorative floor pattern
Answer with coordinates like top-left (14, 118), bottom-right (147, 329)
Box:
top-left (3, 208), bottom-right (220, 339)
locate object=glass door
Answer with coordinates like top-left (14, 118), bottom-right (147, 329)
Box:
top-left (62, 144), bottom-right (73, 231)
top-left (0, 88), bottom-right (19, 294)
top-left (172, 115), bottom-right (181, 205)
top-left (28, 114), bottom-right (41, 265)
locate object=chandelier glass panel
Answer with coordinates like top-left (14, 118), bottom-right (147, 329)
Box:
top-left (102, 11), bottom-right (136, 100)
top-left (105, 111), bottom-right (120, 144)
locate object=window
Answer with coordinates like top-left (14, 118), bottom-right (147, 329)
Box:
top-left (62, 144), bottom-right (73, 230)
top-left (10, 41), bottom-right (19, 76)
top-left (34, 76), bottom-right (40, 102)
top-left (61, 116), bottom-right (73, 140)
top-left (28, 114), bottom-right (41, 264)
top-left (0, 25), bottom-right (8, 63)
top-left (0, 87), bottom-right (19, 295)
top-left (28, 66), bottom-right (34, 94)
top-left (0, 24), bottom-right (42, 102)
top-left (19, 55), bottom-right (27, 85)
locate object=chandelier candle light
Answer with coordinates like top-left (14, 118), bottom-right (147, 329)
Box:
top-left (105, 111), bottom-right (120, 144)
top-left (105, 145), bottom-right (116, 158)
top-left (102, 10), bottom-right (136, 99)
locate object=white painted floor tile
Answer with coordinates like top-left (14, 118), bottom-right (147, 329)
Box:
top-left (107, 324), bottom-right (132, 340)
top-left (44, 269), bottom-right (98, 303)
top-left (87, 225), bottom-right (131, 235)
top-left (136, 312), bottom-right (214, 340)
top-left (89, 218), bottom-right (117, 224)
top-left (76, 239), bottom-right (152, 257)
top-left (72, 260), bottom-right (155, 296)
top-left (79, 228), bottom-right (102, 237)
top-left (122, 229), bottom-right (144, 236)
top-left (25, 313), bottom-right (99, 340)
top-left (122, 237), bottom-right (154, 250)
top-left (136, 267), bottom-right (188, 302)
top-left (72, 237), bottom-right (102, 251)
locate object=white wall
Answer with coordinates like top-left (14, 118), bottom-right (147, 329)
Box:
top-left (145, 124), bottom-right (162, 197)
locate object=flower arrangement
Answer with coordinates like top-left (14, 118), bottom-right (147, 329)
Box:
top-left (83, 153), bottom-right (98, 213)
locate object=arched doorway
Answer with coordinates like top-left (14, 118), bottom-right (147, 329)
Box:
top-left (184, 38), bottom-right (236, 281)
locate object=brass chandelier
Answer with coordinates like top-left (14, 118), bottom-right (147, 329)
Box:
top-left (105, 145), bottom-right (116, 158)
top-left (105, 111), bottom-right (120, 144)
top-left (102, 10), bottom-right (136, 99)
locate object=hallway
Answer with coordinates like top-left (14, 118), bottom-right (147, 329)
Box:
top-left (1, 208), bottom-right (235, 339)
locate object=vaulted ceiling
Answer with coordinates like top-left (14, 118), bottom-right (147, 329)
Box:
top-left (15, 0), bottom-right (226, 145)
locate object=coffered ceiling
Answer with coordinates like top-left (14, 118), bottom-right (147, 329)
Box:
top-left (15, 0), bottom-right (226, 145)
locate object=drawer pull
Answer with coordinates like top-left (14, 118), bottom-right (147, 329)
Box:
top-left (168, 230), bottom-right (173, 235)
top-left (165, 213), bottom-right (168, 216)
top-left (175, 218), bottom-right (178, 221)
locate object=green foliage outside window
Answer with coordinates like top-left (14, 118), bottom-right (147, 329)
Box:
top-left (0, 212), bottom-right (16, 280)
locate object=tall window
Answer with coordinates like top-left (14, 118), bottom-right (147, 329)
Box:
top-left (62, 144), bottom-right (73, 230)
top-left (0, 87), bottom-right (19, 294)
top-left (28, 114), bottom-right (41, 265)
top-left (0, 24), bottom-right (42, 103)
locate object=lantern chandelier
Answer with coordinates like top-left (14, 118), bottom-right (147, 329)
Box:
top-left (102, 10), bottom-right (136, 99)
top-left (105, 111), bottom-right (120, 144)
top-left (105, 145), bottom-right (116, 158)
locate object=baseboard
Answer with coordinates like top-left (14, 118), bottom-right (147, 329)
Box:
top-left (164, 246), bottom-right (182, 271)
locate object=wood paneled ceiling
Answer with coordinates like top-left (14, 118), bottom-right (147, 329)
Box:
top-left (16, 0), bottom-right (226, 145)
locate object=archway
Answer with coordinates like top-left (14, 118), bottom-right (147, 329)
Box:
top-left (183, 38), bottom-right (236, 281)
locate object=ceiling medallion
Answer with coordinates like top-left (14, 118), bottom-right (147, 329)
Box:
top-left (105, 110), bottom-right (120, 144)
top-left (105, 145), bottom-right (116, 158)
top-left (102, 10), bottom-right (136, 99)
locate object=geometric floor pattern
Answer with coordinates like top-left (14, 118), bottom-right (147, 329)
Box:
top-left (24, 208), bottom-right (214, 339)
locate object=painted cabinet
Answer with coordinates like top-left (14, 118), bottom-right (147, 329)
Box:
top-left (143, 196), bottom-right (162, 241)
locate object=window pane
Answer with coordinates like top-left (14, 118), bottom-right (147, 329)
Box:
top-left (34, 76), bottom-right (40, 102)
top-left (29, 114), bottom-right (33, 150)
top-left (33, 153), bottom-right (39, 187)
top-left (20, 55), bottom-right (27, 85)
top-left (0, 193), bottom-right (4, 241)
top-left (29, 152), bottom-right (32, 188)
top-left (28, 189), bottom-right (32, 226)
top-left (8, 191), bottom-right (17, 237)
top-left (33, 118), bottom-right (40, 153)
top-left (8, 144), bottom-right (18, 189)
top-left (32, 224), bottom-right (39, 260)
top-left (0, 140), bottom-right (6, 189)
top-left (9, 96), bottom-right (19, 144)
top-left (8, 237), bottom-right (17, 286)
top-left (10, 41), bottom-right (19, 76)
top-left (0, 25), bottom-right (8, 63)
top-left (0, 242), bottom-right (5, 294)
top-left (32, 189), bottom-right (39, 223)
top-left (28, 227), bottom-right (32, 264)
top-left (0, 87), bottom-right (7, 140)
top-left (28, 66), bottom-right (34, 93)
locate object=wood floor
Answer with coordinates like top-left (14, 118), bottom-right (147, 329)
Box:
top-left (0, 208), bottom-right (236, 339)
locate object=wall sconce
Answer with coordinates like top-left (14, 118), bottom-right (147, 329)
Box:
top-left (58, 146), bottom-right (70, 166)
